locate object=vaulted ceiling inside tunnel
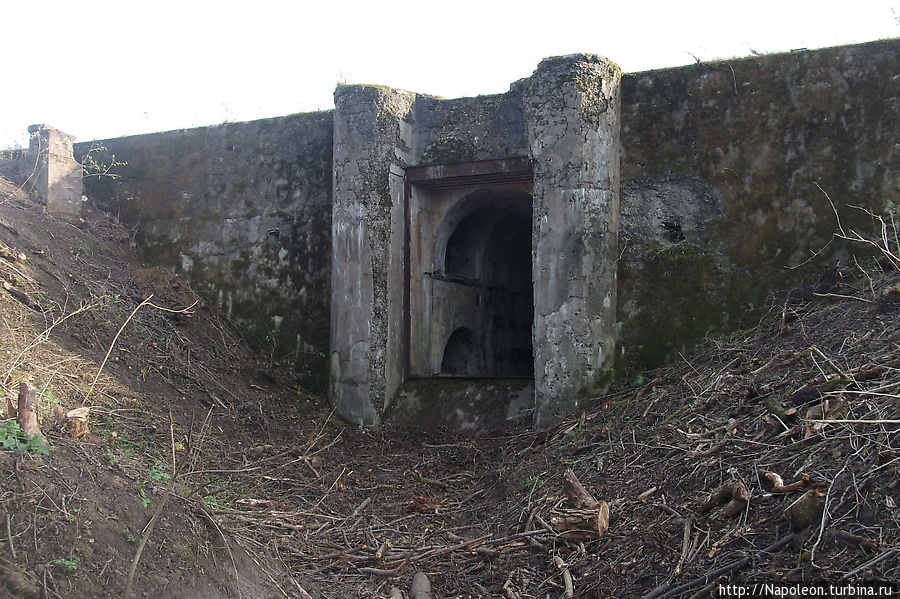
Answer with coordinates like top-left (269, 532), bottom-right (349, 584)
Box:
top-left (438, 193), bottom-right (533, 377)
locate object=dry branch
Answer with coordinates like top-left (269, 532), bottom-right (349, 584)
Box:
top-left (829, 529), bottom-right (878, 551)
top-left (1, 281), bottom-right (42, 312)
top-left (553, 555), bottom-right (574, 597)
top-left (764, 472), bottom-right (821, 493)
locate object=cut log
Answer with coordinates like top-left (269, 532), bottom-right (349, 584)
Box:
top-left (17, 382), bottom-right (43, 441)
top-left (830, 529), bottom-right (878, 551)
top-left (699, 482), bottom-right (735, 513)
top-left (783, 490), bottom-right (824, 531)
top-left (719, 482), bottom-right (750, 519)
top-left (550, 470), bottom-right (611, 539)
top-left (65, 407), bottom-right (90, 438)
top-left (550, 502), bottom-right (610, 540)
top-left (1, 281), bottom-right (43, 312)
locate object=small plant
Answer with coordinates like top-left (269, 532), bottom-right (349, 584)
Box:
top-left (137, 481), bottom-right (151, 508)
top-left (123, 527), bottom-right (137, 543)
top-left (150, 461), bottom-right (172, 482)
top-left (562, 427), bottom-right (586, 442)
top-left (202, 494), bottom-right (223, 508)
top-left (52, 558), bottom-right (78, 573)
top-left (525, 475), bottom-right (545, 490)
top-left (80, 143), bottom-right (127, 180)
top-left (0, 420), bottom-right (50, 455)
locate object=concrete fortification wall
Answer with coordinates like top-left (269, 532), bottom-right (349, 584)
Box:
top-left (72, 38), bottom-right (898, 425)
top-left (76, 113), bottom-right (334, 391)
top-left (618, 39), bottom-right (897, 372)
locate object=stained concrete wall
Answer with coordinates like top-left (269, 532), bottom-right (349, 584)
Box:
top-left (329, 85), bottom-right (537, 424)
top-left (411, 90), bottom-right (529, 166)
top-left (618, 39), bottom-right (898, 373)
top-left (76, 113), bottom-right (334, 391)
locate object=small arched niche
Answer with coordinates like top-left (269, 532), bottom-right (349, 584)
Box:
top-left (440, 327), bottom-right (480, 375)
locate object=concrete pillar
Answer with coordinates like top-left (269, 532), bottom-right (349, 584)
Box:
top-left (524, 55), bottom-right (622, 425)
top-left (330, 85), bottom-right (414, 424)
top-left (27, 124), bottom-right (82, 217)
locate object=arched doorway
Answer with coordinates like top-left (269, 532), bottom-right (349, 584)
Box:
top-left (435, 189), bottom-right (533, 377)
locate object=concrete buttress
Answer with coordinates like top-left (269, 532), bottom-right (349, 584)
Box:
top-left (524, 54), bottom-right (622, 425)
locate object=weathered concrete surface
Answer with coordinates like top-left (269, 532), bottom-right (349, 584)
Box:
top-left (524, 54), bottom-right (622, 424)
top-left (76, 113), bottom-right (334, 391)
top-left (330, 85), bottom-right (414, 424)
top-left (618, 39), bottom-right (899, 373)
top-left (411, 91), bottom-right (529, 166)
top-left (332, 57), bottom-right (622, 426)
top-left (387, 379), bottom-right (534, 433)
top-left (0, 125), bottom-right (83, 217)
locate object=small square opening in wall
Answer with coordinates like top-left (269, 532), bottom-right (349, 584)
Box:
top-left (404, 159), bottom-right (534, 380)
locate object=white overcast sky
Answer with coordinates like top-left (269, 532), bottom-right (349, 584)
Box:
top-left (1, 1), bottom-right (897, 149)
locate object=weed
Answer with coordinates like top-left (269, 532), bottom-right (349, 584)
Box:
top-left (561, 425), bottom-right (586, 443)
top-left (525, 475), bottom-right (545, 490)
top-left (137, 481), bottom-right (151, 508)
top-left (123, 527), bottom-right (137, 543)
top-left (80, 143), bottom-right (127, 181)
top-left (150, 461), bottom-right (172, 482)
top-left (52, 557), bottom-right (78, 573)
top-left (0, 420), bottom-right (49, 455)
top-left (202, 494), bottom-right (223, 508)
top-left (37, 387), bottom-right (54, 404)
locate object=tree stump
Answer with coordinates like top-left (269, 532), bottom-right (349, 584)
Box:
top-left (17, 382), bottom-right (43, 441)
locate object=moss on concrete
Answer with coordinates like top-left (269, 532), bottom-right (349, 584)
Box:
top-left (618, 39), bottom-right (898, 373)
top-left (77, 111), bottom-right (334, 392)
top-left (421, 138), bottom-right (476, 165)
top-left (617, 239), bottom-right (756, 372)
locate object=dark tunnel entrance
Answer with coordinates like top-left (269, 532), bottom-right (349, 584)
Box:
top-left (438, 196), bottom-right (533, 378)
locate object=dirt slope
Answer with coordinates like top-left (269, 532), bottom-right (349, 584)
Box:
top-left (0, 177), bottom-right (317, 598)
top-left (1, 176), bottom-right (898, 599)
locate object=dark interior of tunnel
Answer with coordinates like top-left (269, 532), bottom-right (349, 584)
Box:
top-left (439, 197), bottom-right (533, 377)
